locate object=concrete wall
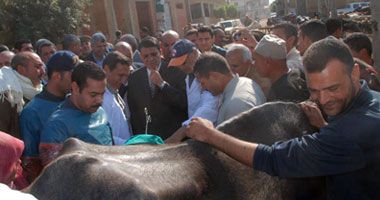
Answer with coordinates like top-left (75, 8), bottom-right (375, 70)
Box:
top-left (82, 0), bottom-right (193, 41)
top-left (166, 0), bottom-right (188, 37)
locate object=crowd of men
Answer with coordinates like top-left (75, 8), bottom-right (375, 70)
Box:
top-left (1, 16), bottom-right (380, 199)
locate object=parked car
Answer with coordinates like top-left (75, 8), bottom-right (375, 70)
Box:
top-left (337, 2), bottom-right (370, 13)
top-left (217, 19), bottom-right (243, 39)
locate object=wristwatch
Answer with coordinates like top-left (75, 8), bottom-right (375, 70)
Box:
top-left (160, 81), bottom-right (167, 89)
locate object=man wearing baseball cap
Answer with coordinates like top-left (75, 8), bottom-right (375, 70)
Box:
top-left (165, 39), bottom-right (219, 143)
top-left (253, 34), bottom-right (309, 102)
top-left (19, 51), bottom-right (79, 182)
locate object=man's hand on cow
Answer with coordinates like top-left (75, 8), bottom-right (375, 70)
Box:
top-left (165, 126), bottom-right (188, 144)
top-left (150, 70), bottom-right (164, 87)
top-left (233, 29), bottom-right (258, 53)
top-left (187, 117), bottom-right (215, 143)
top-left (300, 101), bottom-right (328, 129)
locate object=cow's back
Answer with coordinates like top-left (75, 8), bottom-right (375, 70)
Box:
top-left (26, 102), bottom-right (325, 200)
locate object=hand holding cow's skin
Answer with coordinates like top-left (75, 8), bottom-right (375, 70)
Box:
top-left (300, 101), bottom-right (328, 129)
top-left (150, 70), bottom-right (163, 87)
top-left (187, 117), bottom-right (214, 143)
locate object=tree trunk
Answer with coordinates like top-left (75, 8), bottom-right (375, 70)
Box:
top-left (372, 1), bottom-right (380, 74)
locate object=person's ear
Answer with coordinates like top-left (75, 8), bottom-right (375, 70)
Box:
top-left (71, 81), bottom-right (80, 95)
top-left (103, 65), bottom-right (111, 74)
top-left (209, 71), bottom-right (220, 80)
top-left (16, 65), bottom-right (26, 76)
top-left (51, 71), bottom-right (61, 81)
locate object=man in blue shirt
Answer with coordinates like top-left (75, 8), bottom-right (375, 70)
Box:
top-left (19, 51), bottom-right (79, 181)
top-left (186, 39), bottom-right (380, 199)
top-left (39, 61), bottom-right (113, 166)
top-left (83, 33), bottom-right (108, 67)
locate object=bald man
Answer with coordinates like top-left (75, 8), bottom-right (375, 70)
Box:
top-left (0, 51), bottom-right (15, 68)
top-left (115, 41), bottom-right (133, 60)
top-left (160, 30), bottom-right (180, 63)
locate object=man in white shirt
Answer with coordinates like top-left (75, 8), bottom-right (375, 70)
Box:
top-left (165, 39), bottom-right (220, 143)
top-left (102, 51), bottom-right (132, 145)
top-left (272, 23), bottom-right (303, 72)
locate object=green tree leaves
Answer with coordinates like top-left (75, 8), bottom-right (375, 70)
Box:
top-left (214, 4), bottom-right (239, 20)
top-left (0, 0), bottom-right (91, 47)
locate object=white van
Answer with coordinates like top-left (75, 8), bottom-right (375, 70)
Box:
top-left (337, 1), bottom-right (370, 13)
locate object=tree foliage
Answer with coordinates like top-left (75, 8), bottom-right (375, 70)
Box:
top-left (214, 5), bottom-right (226, 19)
top-left (214, 4), bottom-right (239, 20)
top-left (226, 4), bottom-right (239, 19)
top-left (0, 0), bottom-right (91, 47)
top-left (269, 1), bottom-right (277, 13)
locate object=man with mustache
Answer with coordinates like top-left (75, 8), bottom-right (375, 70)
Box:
top-left (39, 61), bottom-right (113, 166)
top-left (0, 52), bottom-right (44, 139)
top-left (127, 36), bottom-right (187, 139)
top-left (186, 39), bottom-right (380, 199)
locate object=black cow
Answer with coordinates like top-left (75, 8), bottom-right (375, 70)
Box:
top-left (25, 102), bottom-right (325, 200)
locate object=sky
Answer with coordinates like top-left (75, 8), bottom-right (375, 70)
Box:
top-left (269, 0), bottom-right (275, 5)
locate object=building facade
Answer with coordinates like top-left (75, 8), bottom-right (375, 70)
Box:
top-left (229, 0), bottom-right (270, 20)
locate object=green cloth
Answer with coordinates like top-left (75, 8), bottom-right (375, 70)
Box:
top-left (124, 134), bottom-right (164, 145)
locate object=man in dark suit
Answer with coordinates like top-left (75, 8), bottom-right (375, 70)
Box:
top-left (127, 36), bottom-right (187, 139)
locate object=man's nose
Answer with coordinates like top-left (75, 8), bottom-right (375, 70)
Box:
top-left (319, 91), bottom-right (331, 105)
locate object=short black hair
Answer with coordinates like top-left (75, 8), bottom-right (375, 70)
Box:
top-left (47, 68), bottom-right (66, 80)
top-left (273, 22), bottom-right (298, 47)
top-left (138, 36), bottom-right (160, 51)
top-left (80, 35), bottom-right (91, 43)
top-left (72, 61), bottom-right (106, 92)
top-left (62, 34), bottom-right (80, 50)
top-left (251, 30), bottom-right (265, 42)
top-left (35, 39), bottom-right (56, 56)
top-left (343, 32), bottom-right (372, 57)
top-left (325, 18), bottom-right (342, 35)
top-left (198, 26), bottom-right (213, 37)
top-left (185, 29), bottom-right (198, 37)
top-left (303, 39), bottom-right (354, 74)
top-left (116, 30), bottom-right (122, 37)
top-left (14, 39), bottom-right (32, 51)
top-left (11, 52), bottom-right (29, 70)
top-left (299, 20), bottom-right (327, 42)
top-left (213, 27), bottom-right (225, 35)
top-left (103, 51), bottom-right (130, 71)
top-left (120, 34), bottom-right (139, 51)
top-left (193, 52), bottom-right (232, 78)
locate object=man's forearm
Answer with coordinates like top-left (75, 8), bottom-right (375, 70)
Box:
top-left (205, 128), bottom-right (258, 167)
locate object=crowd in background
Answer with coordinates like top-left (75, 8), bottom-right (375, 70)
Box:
top-left (0, 14), bottom-right (379, 199)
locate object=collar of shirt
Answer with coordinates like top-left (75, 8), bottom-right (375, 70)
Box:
top-left (36, 88), bottom-right (66, 102)
top-left (220, 75), bottom-right (239, 105)
top-left (60, 97), bottom-right (79, 110)
top-left (287, 47), bottom-right (298, 57)
top-left (92, 52), bottom-right (105, 67)
top-left (106, 83), bottom-right (118, 94)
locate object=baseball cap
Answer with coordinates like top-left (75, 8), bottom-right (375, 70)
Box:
top-left (168, 39), bottom-right (196, 67)
top-left (254, 34), bottom-right (287, 60)
top-left (47, 51), bottom-right (80, 72)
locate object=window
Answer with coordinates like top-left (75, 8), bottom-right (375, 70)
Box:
top-left (191, 3), bottom-right (202, 19)
top-left (203, 3), bottom-right (210, 17)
